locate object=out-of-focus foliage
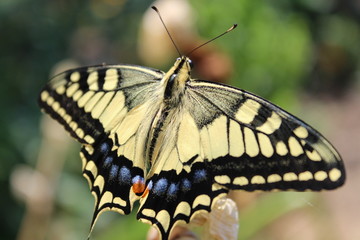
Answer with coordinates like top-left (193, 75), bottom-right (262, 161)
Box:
top-left (192, 0), bottom-right (311, 102)
top-left (0, 0), bottom-right (358, 239)
top-left (190, 0), bottom-right (360, 108)
top-left (1, 1), bottom-right (150, 239)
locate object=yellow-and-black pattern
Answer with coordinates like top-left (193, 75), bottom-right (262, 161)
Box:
top-left (39, 56), bottom-right (345, 240)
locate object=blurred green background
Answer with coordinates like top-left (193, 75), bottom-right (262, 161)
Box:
top-left (1, 0), bottom-right (359, 239)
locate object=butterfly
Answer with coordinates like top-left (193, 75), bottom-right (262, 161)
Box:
top-left (38, 12), bottom-right (345, 240)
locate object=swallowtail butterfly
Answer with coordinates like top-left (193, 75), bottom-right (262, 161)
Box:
top-left (38, 9), bottom-right (345, 240)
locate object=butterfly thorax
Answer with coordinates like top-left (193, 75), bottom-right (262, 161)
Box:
top-left (161, 56), bottom-right (192, 106)
top-left (141, 57), bottom-right (193, 175)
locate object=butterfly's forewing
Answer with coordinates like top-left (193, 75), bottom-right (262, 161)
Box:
top-left (39, 64), bottom-right (164, 143)
top-left (38, 64), bottom-right (164, 227)
top-left (185, 80), bottom-right (345, 191)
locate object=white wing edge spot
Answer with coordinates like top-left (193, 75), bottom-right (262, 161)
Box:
top-left (75, 128), bottom-right (85, 139)
top-left (70, 71), bottom-right (81, 82)
top-left (56, 85), bottom-right (66, 95)
top-left (46, 96), bottom-right (54, 106)
top-left (39, 89), bottom-right (48, 101)
top-left (298, 171), bottom-right (313, 181)
top-left (314, 171), bottom-right (328, 181)
top-left (214, 175), bottom-right (231, 185)
top-left (233, 176), bottom-right (249, 186)
top-left (283, 172), bottom-right (298, 181)
top-left (251, 175), bottom-right (266, 184)
top-left (84, 135), bottom-right (95, 144)
top-left (57, 107), bottom-right (65, 117)
top-left (267, 174), bottom-right (282, 183)
top-left (293, 126), bottom-right (309, 139)
top-left (84, 145), bottom-right (94, 155)
top-left (52, 101), bottom-right (60, 111)
top-left (329, 168), bottom-right (342, 182)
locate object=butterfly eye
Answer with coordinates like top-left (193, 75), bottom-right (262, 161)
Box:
top-left (188, 59), bottom-right (194, 69)
top-left (176, 57), bottom-right (181, 61)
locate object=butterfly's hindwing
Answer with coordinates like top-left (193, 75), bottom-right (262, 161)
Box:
top-left (137, 163), bottom-right (228, 240)
top-left (81, 138), bottom-right (145, 227)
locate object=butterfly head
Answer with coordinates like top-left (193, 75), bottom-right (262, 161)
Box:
top-left (164, 56), bottom-right (193, 83)
top-left (175, 56), bottom-right (194, 70)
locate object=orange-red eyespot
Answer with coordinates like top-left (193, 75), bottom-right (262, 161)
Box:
top-left (132, 175), bottom-right (146, 195)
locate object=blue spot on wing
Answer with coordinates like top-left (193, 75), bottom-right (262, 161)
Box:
top-left (181, 178), bottom-right (191, 192)
top-left (119, 166), bottom-right (131, 184)
top-left (193, 169), bottom-right (207, 183)
top-left (167, 183), bottom-right (179, 200)
top-left (100, 142), bottom-right (110, 153)
top-left (153, 178), bottom-right (168, 196)
top-left (103, 156), bottom-right (113, 168)
top-left (109, 165), bottom-right (119, 180)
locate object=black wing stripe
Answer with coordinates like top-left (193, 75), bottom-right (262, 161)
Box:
top-left (39, 86), bottom-right (104, 144)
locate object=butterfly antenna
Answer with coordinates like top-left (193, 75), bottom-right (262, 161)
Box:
top-left (186, 24), bottom-right (237, 56)
top-left (152, 6), bottom-right (182, 57)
